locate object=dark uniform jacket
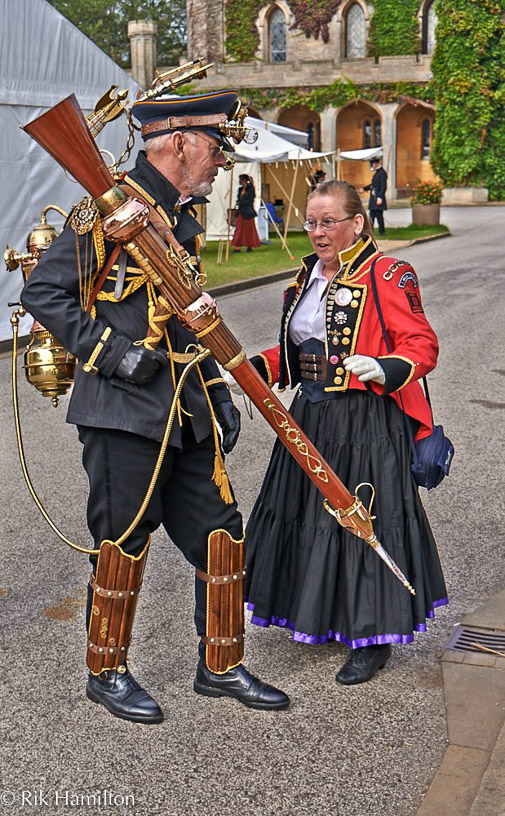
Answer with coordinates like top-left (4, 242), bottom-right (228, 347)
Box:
top-left (364, 166), bottom-right (388, 211)
top-left (21, 151), bottom-right (230, 447)
top-left (252, 235), bottom-right (439, 441)
top-left (236, 184), bottom-right (256, 219)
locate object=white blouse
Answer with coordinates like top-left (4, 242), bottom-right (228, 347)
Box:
top-left (288, 259), bottom-right (328, 345)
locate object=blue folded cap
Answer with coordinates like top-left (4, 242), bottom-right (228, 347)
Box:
top-left (132, 89), bottom-right (239, 151)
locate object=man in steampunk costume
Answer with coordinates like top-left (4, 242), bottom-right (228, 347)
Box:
top-left (21, 89), bottom-right (289, 723)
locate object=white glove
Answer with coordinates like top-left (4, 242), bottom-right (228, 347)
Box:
top-left (343, 355), bottom-right (385, 385)
top-left (223, 369), bottom-right (244, 396)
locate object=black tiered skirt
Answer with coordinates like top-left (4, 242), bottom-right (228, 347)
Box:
top-left (245, 388), bottom-right (448, 647)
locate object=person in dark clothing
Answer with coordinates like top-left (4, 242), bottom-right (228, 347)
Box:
top-left (21, 90), bottom-right (289, 724)
top-left (232, 174), bottom-right (261, 252)
top-left (361, 157), bottom-right (388, 236)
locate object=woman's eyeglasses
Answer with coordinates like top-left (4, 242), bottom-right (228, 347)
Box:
top-left (303, 216), bottom-right (353, 232)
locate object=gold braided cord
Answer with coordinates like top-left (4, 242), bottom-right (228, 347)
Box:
top-left (95, 272), bottom-right (148, 302)
top-left (92, 219), bottom-right (106, 276)
top-left (113, 344), bottom-right (212, 546)
top-left (11, 307), bottom-right (211, 554)
top-left (197, 368), bottom-right (234, 505)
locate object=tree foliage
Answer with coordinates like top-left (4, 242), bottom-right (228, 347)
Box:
top-left (431, 0), bottom-right (505, 199)
top-left (47, 0), bottom-right (187, 67)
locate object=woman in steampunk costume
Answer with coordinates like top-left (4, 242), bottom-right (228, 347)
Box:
top-left (227, 179), bottom-right (447, 685)
top-left (21, 89), bottom-right (289, 724)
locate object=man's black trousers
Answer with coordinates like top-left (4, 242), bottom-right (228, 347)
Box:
top-left (78, 425), bottom-right (243, 637)
top-left (369, 208), bottom-right (385, 235)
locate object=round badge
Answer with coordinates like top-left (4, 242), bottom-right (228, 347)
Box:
top-left (335, 288), bottom-right (352, 306)
top-left (330, 355), bottom-right (339, 364)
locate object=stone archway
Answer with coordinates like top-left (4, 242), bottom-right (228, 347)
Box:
top-left (336, 101), bottom-right (381, 189)
top-left (395, 103), bottom-right (438, 196)
top-left (278, 105), bottom-right (321, 151)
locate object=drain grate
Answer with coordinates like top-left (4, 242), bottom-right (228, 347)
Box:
top-left (444, 625), bottom-right (505, 655)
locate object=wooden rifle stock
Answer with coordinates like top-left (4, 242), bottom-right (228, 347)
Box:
top-left (22, 96), bottom-right (377, 546)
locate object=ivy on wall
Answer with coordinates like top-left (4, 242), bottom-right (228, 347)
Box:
top-left (224, 0), bottom-right (421, 61)
top-left (368, 0), bottom-right (420, 57)
top-left (224, 0), bottom-right (261, 62)
top-left (431, 0), bottom-right (505, 199)
top-left (288, 0), bottom-right (341, 43)
top-left (245, 79), bottom-right (434, 112)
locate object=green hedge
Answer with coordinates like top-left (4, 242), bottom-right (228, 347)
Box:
top-left (368, 0), bottom-right (420, 57)
top-left (431, 0), bottom-right (505, 199)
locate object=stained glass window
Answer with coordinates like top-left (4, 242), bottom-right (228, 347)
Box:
top-left (270, 8), bottom-right (286, 63)
top-left (346, 4), bottom-right (366, 59)
top-left (422, 118), bottom-right (431, 159)
top-left (374, 119), bottom-right (381, 147)
top-left (363, 120), bottom-right (372, 148)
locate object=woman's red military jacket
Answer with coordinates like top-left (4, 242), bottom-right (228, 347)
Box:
top-left (253, 235), bottom-right (439, 441)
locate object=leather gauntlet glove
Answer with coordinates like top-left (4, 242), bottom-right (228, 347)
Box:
top-left (214, 400), bottom-right (241, 453)
top-left (114, 345), bottom-right (168, 385)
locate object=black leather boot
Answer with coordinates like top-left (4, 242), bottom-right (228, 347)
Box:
top-left (86, 668), bottom-right (163, 724)
top-left (194, 659), bottom-right (290, 711)
top-left (336, 644), bottom-right (391, 686)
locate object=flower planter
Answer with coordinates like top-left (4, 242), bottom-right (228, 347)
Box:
top-left (411, 203), bottom-right (441, 226)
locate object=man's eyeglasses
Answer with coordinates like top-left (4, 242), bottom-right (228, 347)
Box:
top-left (189, 131), bottom-right (228, 159)
top-left (188, 131), bottom-right (235, 170)
top-left (303, 216), bottom-right (354, 232)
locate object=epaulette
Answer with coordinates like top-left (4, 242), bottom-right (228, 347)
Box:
top-left (69, 195), bottom-right (100, 235)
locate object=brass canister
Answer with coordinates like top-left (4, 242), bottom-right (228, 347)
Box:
top-left (23, 330), bottom-right (76, 407)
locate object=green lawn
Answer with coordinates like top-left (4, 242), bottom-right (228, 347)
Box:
top-left (202, 225), bottom-right (449, 288)
top-left (382, 224), bottom-right (449, 241)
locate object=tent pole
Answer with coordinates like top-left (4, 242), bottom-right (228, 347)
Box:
top-left (337, 148), bottom-right (341, 181)
top-left (283, 157), bottom-right (300, 243)
top-left (261, 198), bottom-right (294, 260)
top-left (225, 164), bottom-right (234, 262)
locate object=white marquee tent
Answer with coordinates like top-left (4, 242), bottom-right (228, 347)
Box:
top-left (0, 0), bottom-right (141, 341)
top-left (206, 118), bottom-right (334, 243)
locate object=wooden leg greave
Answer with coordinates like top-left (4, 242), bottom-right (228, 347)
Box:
top-left (86, 539), bottom-right (149, 676)
top-left (198, 529), bottom-right (245, 674)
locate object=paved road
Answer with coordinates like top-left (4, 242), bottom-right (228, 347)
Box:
top-left (0, 207), bottom-right (503, 816)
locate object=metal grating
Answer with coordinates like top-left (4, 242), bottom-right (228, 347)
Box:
top-left (444, 625), bottom-right (505, 655)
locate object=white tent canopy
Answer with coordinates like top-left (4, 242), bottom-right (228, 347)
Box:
top-left (0, 0), bottom-right (141, 341)
top-left (245, 117), bottom-right (308, 146)
top-left (339, 147), bottom-right (383, 161)
top-left (206, 123), bottom-right (334, 240)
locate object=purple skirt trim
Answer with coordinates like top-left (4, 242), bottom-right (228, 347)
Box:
top-left (247, 598), bottom-right (449, 649)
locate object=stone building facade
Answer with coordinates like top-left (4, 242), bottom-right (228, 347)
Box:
top-left (129, 1), bottom-right (440, 199)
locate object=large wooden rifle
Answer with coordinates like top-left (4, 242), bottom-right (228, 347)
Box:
top-left (23, 95), bottom-right (415, 594)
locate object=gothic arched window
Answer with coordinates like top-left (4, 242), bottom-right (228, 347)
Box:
top-left (421, 118), bottom-right (431, 159)
top-left (363, 119), bottom-right (372, 148)
top-left (346, 4), bottom-right (366, 59)
top-left (374, 119), bottom-right (381, 147)
top-left (422, 1), bottom-right (438, 55)
top-left (269, 7), bottom-right (287, 63)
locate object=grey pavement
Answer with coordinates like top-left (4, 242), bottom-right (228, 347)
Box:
top-left (0, 206), bottom-right (503, 816)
